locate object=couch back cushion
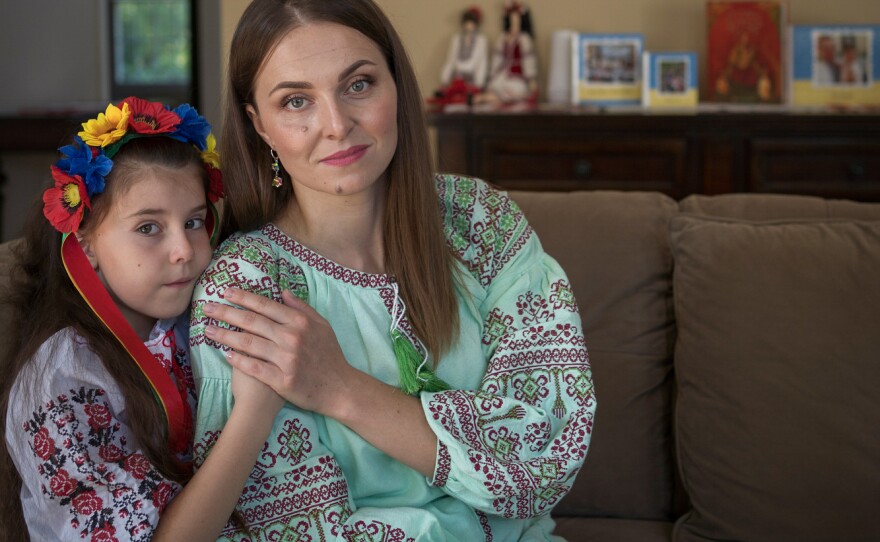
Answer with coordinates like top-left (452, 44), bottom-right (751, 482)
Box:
top-left (671, 194), bottom-right (880, 542)
top-left (511, 190), bottom-right (678, 520)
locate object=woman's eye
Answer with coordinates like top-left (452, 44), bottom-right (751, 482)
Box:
top-left (186, 217), bottom-right (206, 230)
top-left (285, 96), bottom-right (306, 109)
top-left (351, 80), bottom-right (367, 92)
top-left (137, 224), bottom-right (159, 235)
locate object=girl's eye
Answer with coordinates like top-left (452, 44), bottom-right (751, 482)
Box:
top-left (186, 217), bottom-right (206, 230)
top-left (137, 224), bottom-right (159, 235)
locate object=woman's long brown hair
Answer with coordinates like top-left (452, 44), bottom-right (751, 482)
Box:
top-left (0, 138), bottom-right (206, 541)
top-left (220, 0), bottom-right (459, 361)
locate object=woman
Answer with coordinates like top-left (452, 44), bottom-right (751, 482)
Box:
top-left (190, 0), bottom-right (594, 539)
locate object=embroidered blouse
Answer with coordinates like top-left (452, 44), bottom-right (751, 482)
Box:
top-left (190, 175), bottom-right (595, 541)
top-left (5, 317), bottom-right (195, 542)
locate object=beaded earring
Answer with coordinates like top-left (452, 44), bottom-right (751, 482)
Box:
top-left (270, 148), bottom-right (283, 188)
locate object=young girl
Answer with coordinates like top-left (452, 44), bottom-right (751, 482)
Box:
top-left (1, 97), bottom-right (283, 541)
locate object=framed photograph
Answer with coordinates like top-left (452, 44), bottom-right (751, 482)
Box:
top-left (642, 51), bottom-right (699, 108)
top-left (571, 33), bottom-right (644, 106)
top-left (706, 1), bottom-right (785, 104)
top-left (790, 25), bottom-right (880, 107)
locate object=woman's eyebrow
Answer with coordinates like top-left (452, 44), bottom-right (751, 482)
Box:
top-left (338, 59), bottom-right (377, 82)
top-left (268, 59), bottom-right (379, 96)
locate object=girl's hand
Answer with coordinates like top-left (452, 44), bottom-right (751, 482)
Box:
top-left (230, 366), bottom-right (285, 422)
top-left (203, 288), bottom-right (354, 416)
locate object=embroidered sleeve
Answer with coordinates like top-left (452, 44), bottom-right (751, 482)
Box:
top-left (189, 233), bottom-right (356, 539)
top-left (9, 383), bottom-right (179, 541)
top-left (426, 176), bottom-right (595, 518)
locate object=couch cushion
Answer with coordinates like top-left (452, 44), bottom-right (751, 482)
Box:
top-left (669, 209), bottom-right (880, 542)
top-left (553, 516), bottom-right (673, 542)
top-left (511, 190), bottom-right (678, 521)
top-left (680, 192), bottom-right (880, 221)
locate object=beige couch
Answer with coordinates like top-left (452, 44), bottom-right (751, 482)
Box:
top-left (508, 191), bottom-right (880, 542)
top-left (2, 190), bottom-right (879, 542)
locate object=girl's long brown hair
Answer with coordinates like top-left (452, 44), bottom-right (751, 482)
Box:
top-left (221, 0), bottom-right (459, 361)
top-left (0, 138), bottom-right (206, 541)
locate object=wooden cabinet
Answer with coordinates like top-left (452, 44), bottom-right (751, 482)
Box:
top-left (429, 109), bottom-right (880, 201)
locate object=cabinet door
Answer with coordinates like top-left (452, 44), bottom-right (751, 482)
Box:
top-left (751, 138), bottom-right (880, 201)
top-left (473, 136), bottom-right (688, 195)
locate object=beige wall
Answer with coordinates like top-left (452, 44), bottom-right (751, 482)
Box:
top-left (220, 0), bottom-right (880, 97)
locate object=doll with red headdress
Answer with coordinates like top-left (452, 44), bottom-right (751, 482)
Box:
top-left (477, 1), bottom-right (539, 105)
top-left (432, 6), bottom-right (489, 106)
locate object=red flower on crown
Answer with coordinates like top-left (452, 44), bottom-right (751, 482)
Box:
top-left (43, 166), bottom-right (91, 233)
top-left (204, 164), bottom-right (224, 203)
top-left (123, 97), bottom-right (180, 135)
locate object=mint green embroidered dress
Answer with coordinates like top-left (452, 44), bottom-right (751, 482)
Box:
top-left (190, 175), bottom-right (595, 541)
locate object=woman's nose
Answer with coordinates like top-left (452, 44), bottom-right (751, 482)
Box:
top-left (320, 98), bottom-right (355, 140)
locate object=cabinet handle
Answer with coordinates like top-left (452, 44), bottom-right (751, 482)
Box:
top-left (574, 159), bottom-right (593, 179)
top-left (847, 161), bottom-right (866, 182)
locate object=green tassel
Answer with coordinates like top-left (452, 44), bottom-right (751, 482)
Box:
top-left (391, 329), bottom-right (450, 394)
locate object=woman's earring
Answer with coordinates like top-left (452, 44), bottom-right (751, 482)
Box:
top-left (270, 148), bottom-right (283, 188)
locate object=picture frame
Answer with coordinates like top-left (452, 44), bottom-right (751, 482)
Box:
top-left (642, 51), bottom-right (699, 108)
top-left (790, 24), bottom-right (880, 107)
top-left (705, 1), bottom-right (785, 104)
top-left (571, 33), bottom-right (644, 106)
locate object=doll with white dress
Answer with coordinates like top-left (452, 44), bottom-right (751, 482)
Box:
top-left (433, 6), bottom-right (489, 105)
top-left (478, 1), bottom-right (538, 105)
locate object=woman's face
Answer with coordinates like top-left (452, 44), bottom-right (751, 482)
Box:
top-left (247, 22), bottom-right (398, 200)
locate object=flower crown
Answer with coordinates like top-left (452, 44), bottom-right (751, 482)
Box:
top-left (43, 96), bottom-right (224, 233)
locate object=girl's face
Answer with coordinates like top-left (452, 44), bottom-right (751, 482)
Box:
top-left (80, 164), bottom-right (212, 339)
top-left (246, 22), bottom-right (398, 201)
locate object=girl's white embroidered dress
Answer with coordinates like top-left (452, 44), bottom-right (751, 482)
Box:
top-left (6, 317), bottom-right (194, 541)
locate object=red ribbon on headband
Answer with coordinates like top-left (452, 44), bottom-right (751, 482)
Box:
top-left (61, 233), bottom-right (192, 453)
top-left (59, 208), bottom-right (215, 455)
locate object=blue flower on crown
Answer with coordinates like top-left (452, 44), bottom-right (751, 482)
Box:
top-left (55, 136), bottom-right (113, 196)
top-left (170, 103), bottom-right (212, 151)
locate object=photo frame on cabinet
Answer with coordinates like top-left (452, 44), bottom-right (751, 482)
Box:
top-left (706, 1), bottom-right (785, 104)
top-left (790, 24), bottom-right (880, 107)
top-left (572, 33), bottom-right (644, 106)
top-left (642, 51), bottom-right (699, 108)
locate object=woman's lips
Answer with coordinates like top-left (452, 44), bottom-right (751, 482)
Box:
top-left (320, 144), bottom-right (369, 166)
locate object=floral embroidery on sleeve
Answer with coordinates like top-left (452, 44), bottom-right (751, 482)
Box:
top-left (20, 387), bottom-right (179, 541)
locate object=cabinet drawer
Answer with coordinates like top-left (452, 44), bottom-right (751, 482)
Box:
top-left (751, 139), bottom-right (880, 200)
top-left (475, 136), bottom-right (687, 193)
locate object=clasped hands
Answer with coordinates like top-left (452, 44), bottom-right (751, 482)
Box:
top-left (203, 287), bottom-right (353, 417)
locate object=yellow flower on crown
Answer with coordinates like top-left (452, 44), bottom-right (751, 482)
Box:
top-left (79, 102), bottom-right (131, 148)
top-left (201, 133), bottom-right (220, 169)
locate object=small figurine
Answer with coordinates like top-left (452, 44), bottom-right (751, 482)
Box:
top-left (477, 1), bottom-right (538, 105)
top-left (432, 6), bottom-right (489, 106)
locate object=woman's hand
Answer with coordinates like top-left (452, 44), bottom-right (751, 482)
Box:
top-left (203, 287), bottom-right (439, 477)
top-left (203, 288), bottom-right (354, 416)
